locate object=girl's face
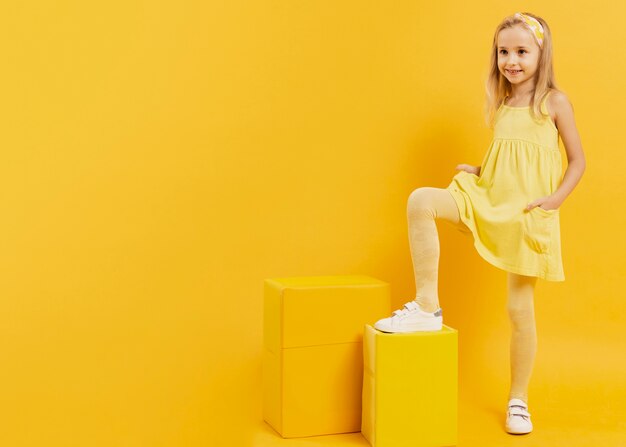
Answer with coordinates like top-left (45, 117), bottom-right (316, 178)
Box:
top-left (497, 25), bottom-right (541, 87)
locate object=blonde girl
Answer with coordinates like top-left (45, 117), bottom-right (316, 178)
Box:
top-left (374, 12), bottom-right (586, 435)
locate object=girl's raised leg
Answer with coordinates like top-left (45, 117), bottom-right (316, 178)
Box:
top-left (406, 187), bottom-right (465, 313)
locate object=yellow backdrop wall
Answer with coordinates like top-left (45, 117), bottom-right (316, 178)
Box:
top-left (0, 1), bottom-right (623, 446)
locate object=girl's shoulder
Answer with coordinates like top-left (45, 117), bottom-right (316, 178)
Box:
top-left (545, 89), bottom-right (574, 123)
top-left (545, 89), bottom-right (572, 111)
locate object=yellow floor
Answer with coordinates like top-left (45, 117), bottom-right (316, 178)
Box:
top-left (248, 336), bottom-right (626, 447)
top-left (252, 393), bottom-right (625, 447)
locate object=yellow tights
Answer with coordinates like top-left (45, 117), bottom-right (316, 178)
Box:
top-left (407, 187), bottom-right (537, 404)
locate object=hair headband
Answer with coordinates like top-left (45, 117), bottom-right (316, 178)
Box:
top-left (514, 12), bottom-right (544, 49)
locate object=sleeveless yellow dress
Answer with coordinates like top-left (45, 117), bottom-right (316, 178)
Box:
top-left (446, 91), bottom-right (565, 281)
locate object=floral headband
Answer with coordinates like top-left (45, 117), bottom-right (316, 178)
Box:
top-left (515, 12), bottom-right (544, 49)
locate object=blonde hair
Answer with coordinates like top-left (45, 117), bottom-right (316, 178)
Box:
top-left (484, 12), bottom-right (561, 129)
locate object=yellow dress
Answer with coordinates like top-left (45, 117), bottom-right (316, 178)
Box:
top-left (446, 91), bottom-right (565, 281)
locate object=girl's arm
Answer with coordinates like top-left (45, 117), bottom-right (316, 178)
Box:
top-left (550, 92), bottom-right (586, 207)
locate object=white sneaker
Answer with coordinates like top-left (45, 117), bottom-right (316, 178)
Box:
top-left (506, 398), bottom-right (533, 434)
top-left (373, 300), bottom-right (443, 333)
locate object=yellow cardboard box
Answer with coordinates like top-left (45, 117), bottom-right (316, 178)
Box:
top-left (263, 275), bottom-right (390, 438)
top-left (362, 323), bottom-right (458, 447)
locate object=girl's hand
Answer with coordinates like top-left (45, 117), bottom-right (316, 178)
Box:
top-left (455, 164), bottom-right (480, 175)
top-left (525, 196), bottom-right (561, 212)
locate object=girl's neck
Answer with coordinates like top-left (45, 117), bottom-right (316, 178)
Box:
top-left (508, 86), bottom-right (535, 101)
top-left (505, 88), bottom-right (535, 107)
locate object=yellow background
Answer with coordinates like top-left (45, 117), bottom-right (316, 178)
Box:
top-left (0, 1), bottom-right (624, 446)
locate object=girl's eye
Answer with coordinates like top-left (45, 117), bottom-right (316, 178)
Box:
top-left (499, 50), bottom-right (526, 54)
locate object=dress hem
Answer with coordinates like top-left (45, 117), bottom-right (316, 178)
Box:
top-left (446, 187), bottom-right (565, 282)
top-left (472, 237), bottom-right (565, 282)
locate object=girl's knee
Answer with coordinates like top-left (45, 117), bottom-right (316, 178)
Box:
top-left (507, 304), bottom-right (534, 320)
top-left (407, 187), bottom-right (436, 218)
top-left (507, 298), bottom-right (536, 328)
top-left (408, 187), bottom-right (459, 224)
top-left (408, 187), bottom-right (437, 209)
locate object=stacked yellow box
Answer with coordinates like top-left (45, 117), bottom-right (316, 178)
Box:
top-left (362, 323), bottom-right (458, 447)
top-left (263, 275), bottom-right (390, 438)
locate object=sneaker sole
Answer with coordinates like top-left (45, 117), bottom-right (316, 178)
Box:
top-left (506, 419), bottom-right (533, 434)
top-left (374, 319), bottom-right (443, 333)
top-left (506, 425), bottom-right (532, 435)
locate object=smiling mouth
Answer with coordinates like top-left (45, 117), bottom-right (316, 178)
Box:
top-left (507, 69), bottom-right (522, 75)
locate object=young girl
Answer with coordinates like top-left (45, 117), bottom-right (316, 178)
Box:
top-left (373, 12), bottom-right (585, 435)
